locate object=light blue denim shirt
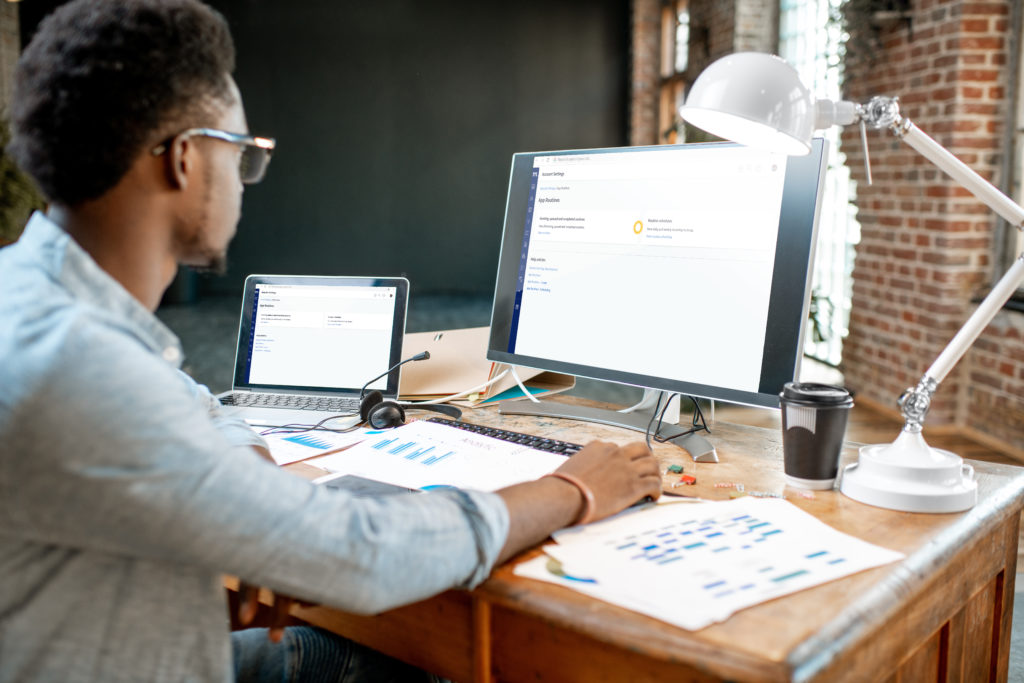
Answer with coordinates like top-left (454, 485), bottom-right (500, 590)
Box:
top-left (0, 213), bottom-right (510, 683)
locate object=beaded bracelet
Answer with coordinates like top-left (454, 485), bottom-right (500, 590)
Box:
top-left (546, 472), bottom-right (596, 526)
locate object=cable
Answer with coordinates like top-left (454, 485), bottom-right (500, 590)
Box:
top-left (407, 368), bottom-right (511, 406)
top-left (641, 391), bottom-right (711, 451)
top-left (651, 395), bottom-right (709, 445)
top-left (644, 391), bottom-right (664, 451)
top-left (258, 413), bottom-right (363, 436)
top-left (509, 366), bottom-right (541, 403)
top-left (360, 351), bottom-right (429, 400)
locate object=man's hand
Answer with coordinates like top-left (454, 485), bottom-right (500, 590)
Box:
top-left (553, 440), bottom-right (662, 522)
top-left (496, 440), bottom-right (662, 563)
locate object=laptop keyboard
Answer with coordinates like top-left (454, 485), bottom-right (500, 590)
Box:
top-left (426, 417), bottom-right (583, 455)
top-left (221, 392), bottom-right (360, 412)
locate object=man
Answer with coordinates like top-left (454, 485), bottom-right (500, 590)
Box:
top-left (0, 1), bottom-right (662, 681)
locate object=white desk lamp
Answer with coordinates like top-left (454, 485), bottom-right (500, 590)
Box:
top-left (680, 52), bottom-right (1024, 513)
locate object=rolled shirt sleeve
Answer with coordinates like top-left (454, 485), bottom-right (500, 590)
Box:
top-left (180, 372), bottom-right (269, 451)
top-left (2, 307), bottom-right (510, 615)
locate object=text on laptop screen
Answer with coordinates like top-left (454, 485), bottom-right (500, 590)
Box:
top-left (246, 284), bottom-right (397, 390)
top-left (487, 140), bottom-right (828, 408)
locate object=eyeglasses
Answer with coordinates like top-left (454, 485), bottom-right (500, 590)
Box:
top-left (152, 128), bottom-right (276, 184)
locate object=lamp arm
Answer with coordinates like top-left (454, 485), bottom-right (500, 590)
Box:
top-left (898, 255), bottom-right (1024, 432)
top-left (893, 118), bottom-right (1024, 227)
top-left (925, 255), bottom-right (1024, 384)
top-left (870, 112), bottom-right (1024, 431)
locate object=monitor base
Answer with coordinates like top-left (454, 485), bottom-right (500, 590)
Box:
top-left (498, 400), bottom-right (718, 462)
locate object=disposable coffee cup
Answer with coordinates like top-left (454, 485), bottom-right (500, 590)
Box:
top-left (779, 382), bottom-right (854, 490)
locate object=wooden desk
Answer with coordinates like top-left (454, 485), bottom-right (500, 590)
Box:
top-left (282, 400), bottom-right (1024, 682)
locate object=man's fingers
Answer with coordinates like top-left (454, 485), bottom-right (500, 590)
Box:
top-left (642, 472), bottom-right (664, 499)
top-left (627, 444), bottom-right (656, 461)
top-left (636, 451), bottom-right (661, 471)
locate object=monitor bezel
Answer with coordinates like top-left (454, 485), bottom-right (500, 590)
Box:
top-left (232, 274), bottom-right (410, 398)
top-left (486, 139), bottom-right (828, 409)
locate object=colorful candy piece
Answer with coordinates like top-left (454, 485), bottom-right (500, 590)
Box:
top-left (679, 474), bottom-right (697, 485)
top-left (667, 464), bottom-right (684, 474)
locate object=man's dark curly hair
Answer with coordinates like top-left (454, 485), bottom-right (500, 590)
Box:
top-left (8, 0), bottom-right (236, 206)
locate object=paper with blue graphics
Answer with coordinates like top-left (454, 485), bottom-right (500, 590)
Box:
top-left (515, 497), bottom-right (904, 630)
top-left (259, 427), bottom-right (374, 466)
top-left (311, 420), bottom-right (567, 492)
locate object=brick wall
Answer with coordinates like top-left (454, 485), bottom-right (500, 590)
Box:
top-left (686, 0), bottom-right (777, 91)
top-left (840, 0), bottom-right (1024, 450)
top-left (688, 0), bottom-right (736, 73)
top-left (733, 0), bottom-right (777, 54)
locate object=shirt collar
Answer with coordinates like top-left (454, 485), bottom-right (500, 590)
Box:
top-left (20, 211), bottom-right (184, 367)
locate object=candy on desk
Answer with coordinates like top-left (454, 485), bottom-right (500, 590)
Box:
top-left (667, 464), bottom-right (684, 474)
top-left (679, 474), bottom-right (697, 485)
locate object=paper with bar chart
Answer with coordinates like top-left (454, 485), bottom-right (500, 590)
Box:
top-left (311, 420), bottom-right (568, 491)
top-left (515, 497), bottom-right (904, 630)
top-left (259, 428), bottom-right (375, 466)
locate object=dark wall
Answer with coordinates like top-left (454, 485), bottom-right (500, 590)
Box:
top-left (21, 1), bottom-right (629, 297)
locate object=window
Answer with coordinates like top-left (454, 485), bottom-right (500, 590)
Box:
top-left (779, 0), bottom-right (860, 367)
top-left (1007, 10), bottom-right (1024, 296)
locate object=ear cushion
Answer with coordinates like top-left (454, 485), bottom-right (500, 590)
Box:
top-left (368, 401), bottom-right (406, 429)
top-left (359, 390), bottom-right (384, 422)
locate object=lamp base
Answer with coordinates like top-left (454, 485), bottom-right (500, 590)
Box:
top-left (839, 429), bottom-right (977, 513)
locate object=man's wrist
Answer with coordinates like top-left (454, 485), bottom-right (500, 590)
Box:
top-left (545, 472), bottom-right (596, 525)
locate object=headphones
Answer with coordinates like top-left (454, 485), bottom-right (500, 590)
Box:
top-left (358, 390), bottom-right (463, 429)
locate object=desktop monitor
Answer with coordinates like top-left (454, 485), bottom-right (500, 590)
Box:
top-left (486, 139), bottom-right (828, 431)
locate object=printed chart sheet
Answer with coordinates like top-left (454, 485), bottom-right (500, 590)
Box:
top-left (516, 497), bottom-right (904, 630)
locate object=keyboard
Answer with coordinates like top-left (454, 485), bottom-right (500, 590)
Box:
top-left (426, 417), bottom-right (583, 455)
top-left (220, 392), bottom-right (360, 412)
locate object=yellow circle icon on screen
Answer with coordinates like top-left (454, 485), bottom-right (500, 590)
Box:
top-left (633, 220), bottom-right (643, 234)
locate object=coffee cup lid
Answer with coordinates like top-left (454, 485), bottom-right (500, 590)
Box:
top-left (780, 382), bottom-right (853, 406)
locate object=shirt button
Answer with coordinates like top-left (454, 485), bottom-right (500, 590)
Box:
top-left (162, 347), bottom-right (181, 362)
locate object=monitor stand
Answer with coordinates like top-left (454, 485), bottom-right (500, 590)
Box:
top-left (498, 396), bottom-right (718, 463)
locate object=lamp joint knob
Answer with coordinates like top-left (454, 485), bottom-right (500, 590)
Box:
top-left (862, 96), bottom-right (903, 129)
top-left (898, 376), bottom-right (938, 433)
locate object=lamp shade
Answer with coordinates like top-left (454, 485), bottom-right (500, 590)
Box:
top-left (680, 52), bottom-right (815, 156)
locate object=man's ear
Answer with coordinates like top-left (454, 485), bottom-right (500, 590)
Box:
top-left (164, 135), bottom-right (193, 191)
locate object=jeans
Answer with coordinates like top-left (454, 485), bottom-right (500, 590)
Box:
top-left (232, 627), bottom-right (445, 683)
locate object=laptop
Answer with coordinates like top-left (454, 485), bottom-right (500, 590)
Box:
top-left (217, 274), bottom-right (409, 426)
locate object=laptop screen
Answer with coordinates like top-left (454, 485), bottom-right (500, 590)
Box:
top-left (231, 275), bottom-right (409, 397)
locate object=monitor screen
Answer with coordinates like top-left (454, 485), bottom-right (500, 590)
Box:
top-left (487, 139), bottom-right (828, 409)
